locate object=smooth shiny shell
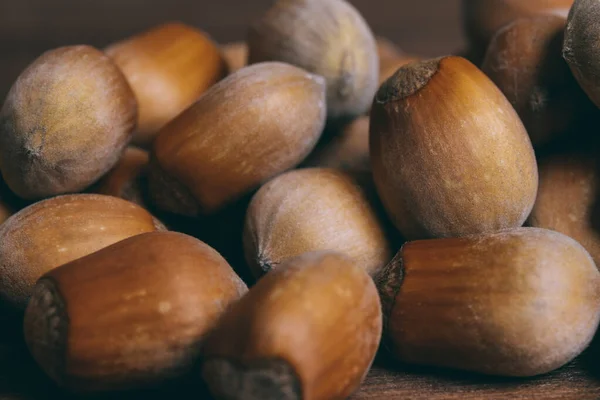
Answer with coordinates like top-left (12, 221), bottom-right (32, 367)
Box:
top-left (243, 168), bottom-right (392, 277)
top-left (202, 251), bottom-right (382, 400)
top-left (371, 56), bottom-right (538, 240)
top-left (0, 194), bottom-right (164, 309)
top-left (248, 0), bottom-right (378, 121)
top-left (222, 41), bottom-right (248, 73)
top-left (24, 231), bottom-right (247, 392)
top-left (378, 227), bottom-right (600, 376)
top-left (463, 0), bottom-right (573, 55)
top-left (482, 16), bottom-right (585, 146)
top-left (150, 62), bottom-right (326, 216)
top-left (93, 146), bottom-right (149, 207)
top-left (0, 46), bottom-right (137, 200)
top-left (564, 0), bottom-right (600, 109)
top-left (106, 22), bottom-right (227, 147)
top-left (303, 117), bottom-right (370, 172)
top-left (529, 153), bottom-right (600, 266)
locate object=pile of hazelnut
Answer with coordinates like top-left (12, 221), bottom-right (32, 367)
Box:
top-left (1, 0), bottom-right (599, 398)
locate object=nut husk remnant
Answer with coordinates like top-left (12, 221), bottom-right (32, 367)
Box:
top-left (0, 194), bottom-right (164, 309)
top-left (248, 0), bottom-right (378, 121)
top-left (371, 56), bottom-right (538, 240)
top-left (377, 227), bottom-right (600, 377)
top-left (0, 46), bottom-right (137, 200)
top-left (243, 168), bottom-right (392, 278)
top-left (202, 251), bottom-right (382, 400)
top-left (106, 22), bottom-right (227, 147)
top-left (24, 231), bottom-right (248, 392)
top-left (149, 62), bottom-right (326, 217)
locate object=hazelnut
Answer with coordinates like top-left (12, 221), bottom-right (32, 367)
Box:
top-left (222, 41), bottom-right (248, 73)
top-left (149, 62), bottom-right (326, 217)
top-left (106, 22), bottom-right (227, 147)
top-left (370, 56), bottom-right (538, 239)
top-left (0, 194), bottom-right (164, 309)
top-left (24, 231), bottom-right (248, 392)
top-left (243, 168), bottom-right (392, 278)
top-left (377, 227), bottom-right (600, 376)
top-left (202, 251), bottom-right (381, 400)
top-left (248, 0), bottom-right (378, 121)
top-left (0, 46), bottom-right (137, 200)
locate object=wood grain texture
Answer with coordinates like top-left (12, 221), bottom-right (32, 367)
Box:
top-left (2, 0), bottom-right (599, 398)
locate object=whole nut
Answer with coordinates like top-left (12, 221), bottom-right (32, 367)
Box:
top-left (24, 231), bottom-right (248, 392)
top-left (371, 56), bottom-right (538, 240)
top-left (463, 0), bottom-right (573, 57)
top-left (202, 251), bottom-right (382, 400)
top-left (149, 62), bottom-right (326, 216)
top-left (482, 16), bottom-right (588, 146)
top-left (0, 194), bottom-right (164, 309)
top-left (377, 227), bottom-right (600, 376)
top-left (563, 0), bottom-right (600, 110)
top-left (529, 152), bottom-right (600, 266)
top-left (248, 0), bottom-right (378, 121)
top-left (243, 168), bottom-right (392, 278)
top-left (222, 41), bottom-right (248, 73)
top-left (0, 46), bottom-right (137, 200)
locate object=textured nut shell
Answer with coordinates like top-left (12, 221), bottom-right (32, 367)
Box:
top-left (24, 231), bottom-right (247, 391)
top-left (243, 168), bottom-right (391, 277)
top-left (150, 62), bottom-right (326, 216)
top-left (370, 56), bottom-right (538, 240)
top-left (223, 42), bottom-right (248, 73)
top-left (482, 16), bottom-right (584, 146)
top-left (0, 194), bottom-right (164, 309)
top-left (529, 154), bottom-right (600, 266)
top-left (106, 22), bottom-right (227, 147)
top-left (302, 117), bottom-right (370, 172)
top-left (378, 55), bottom-right (422, 86)
top-left (93, 147), bottom-right (149, 207)
top-left (563, 0), bottom-right (600, 109)
top-left (380, 227), bottom-right (600, 376)
top-left (0, 45), bottom-right (137, 199)
top-left (202, 251), bottom-right (382, 400)
top-left (463, 0), bottom-right (572, 54)
top-left (248, 0), bottom-right (378, 120)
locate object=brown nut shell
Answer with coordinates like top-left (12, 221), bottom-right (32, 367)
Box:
top-left (370, 56), bottom-right (538, 240)
top-left (24, 231), bottom-right (248, 392)
top-left (0, 194), bottom-right (164, 309)
top-left (149, 62), bottom-right (326, 216)
top-left (248, 0), bottom-right (378, 121)
top-left (482, 16), bottom-right (587, 146)
top-left (93, 146), bottom-right (149, 207)
top-left (563, 0), bottom-right (600, 110)
top-left (106, 22), bottom-right (227, 147)
top-left (378, 55), bottom-right (422, 87)
top-left (377, 227), bottom-right (600, 377)
top-left (202, 251), bottom-right (382, 400)
top-left (243, 168), bottom-right (392, 278)
top-left (223, 41), bottom-right (248, 73)
top-left (529, 153), bottom-right (600, 266)
top-left (463, 0), bottom-right (573, 56)
top-left (0, 45), bottom-right (137, 200)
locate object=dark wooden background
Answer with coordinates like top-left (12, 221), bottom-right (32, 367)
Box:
top-left (2, 1), bottom-right (600, 399)
top-left (0, 0), bottom-right (465, 99)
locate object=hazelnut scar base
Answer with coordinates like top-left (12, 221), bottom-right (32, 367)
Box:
top-left (203, 358), bottom-right (302, 400)
top-left (375, 58), bottom-right (442, 103)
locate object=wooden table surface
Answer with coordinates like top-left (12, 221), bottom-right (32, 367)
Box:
top-left (1, 0), bottom-right (599, 399)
